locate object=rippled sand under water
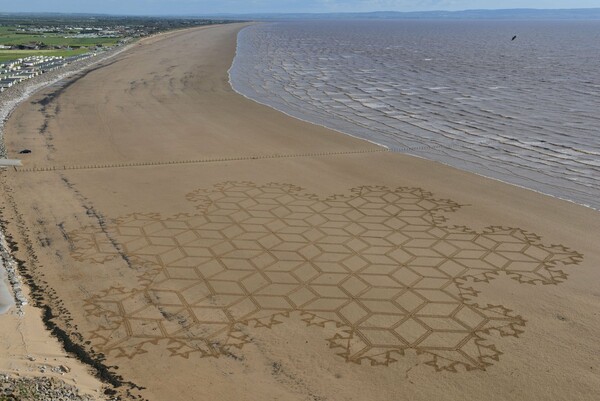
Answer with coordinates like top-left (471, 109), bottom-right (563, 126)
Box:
top-left (230, 21), bottom-right (600, 209)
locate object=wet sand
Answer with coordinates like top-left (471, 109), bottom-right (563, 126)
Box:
top-left (1, 23), bottom-right (599, 400)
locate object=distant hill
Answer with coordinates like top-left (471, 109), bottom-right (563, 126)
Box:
top-left (2, 8), bottom-right (600, 21)
top-left (208, 8), bottom-right (600, 21)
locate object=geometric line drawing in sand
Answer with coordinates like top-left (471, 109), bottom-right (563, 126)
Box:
top-left (69, 182), bottom-right (582, 372)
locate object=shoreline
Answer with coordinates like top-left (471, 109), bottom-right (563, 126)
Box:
top-left (230, 60), bottom-right (598, 213)
top-left (228, 23), bottom-right (599, 213)
top-left (0, 22), bottom-right (599, 401)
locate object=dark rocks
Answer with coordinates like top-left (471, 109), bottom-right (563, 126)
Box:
top-left (0, 374), bottom-right (102, 401)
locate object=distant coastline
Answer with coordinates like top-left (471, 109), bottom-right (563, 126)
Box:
top-left (3, 8), bottom-right (600, 21)
top-left (207, 8), bottom-right (600, 21)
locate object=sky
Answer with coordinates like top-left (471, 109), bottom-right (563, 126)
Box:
top-left (0, 0), bottom-right (598, 15)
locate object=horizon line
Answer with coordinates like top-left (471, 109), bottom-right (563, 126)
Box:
top-left (1, 7), bottom-right (600, 18)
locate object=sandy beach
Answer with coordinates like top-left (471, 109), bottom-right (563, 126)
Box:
top-left (1, 22), bottom-right (599, 400)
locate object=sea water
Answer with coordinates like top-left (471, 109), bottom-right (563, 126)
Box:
top-left (0, 264), bottom-right (13, 314)
top-left (0, 232), bottom-right (19, 314)
top-left (230, 20), bottom-right (600, 210)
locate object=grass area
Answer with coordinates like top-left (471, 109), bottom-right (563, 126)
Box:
top-left (0, 26), bottom-right (121, 47)
top-left (0, 48), bottom-right (89, 63)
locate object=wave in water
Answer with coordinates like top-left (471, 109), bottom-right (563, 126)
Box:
top-left (230, 21), bottom-right (600, 210)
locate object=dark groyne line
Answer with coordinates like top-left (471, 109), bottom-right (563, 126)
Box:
top-left (14, 148), bottom-right (388, 172)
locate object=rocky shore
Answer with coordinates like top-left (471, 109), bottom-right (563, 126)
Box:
top-left (0, 374), bottom-right (104, 401)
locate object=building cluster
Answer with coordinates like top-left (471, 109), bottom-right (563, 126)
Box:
top-left (1, 25), bottom-right (127, 52)
top-left (0, 52), bottom-right (97, 92)
top-left (16, 26), bottom-right (123, 37)
top-left (13, 24), bottom-right (147, 42)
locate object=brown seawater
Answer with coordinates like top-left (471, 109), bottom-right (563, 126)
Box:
top-left (230, 20), bottom-right (600, 209)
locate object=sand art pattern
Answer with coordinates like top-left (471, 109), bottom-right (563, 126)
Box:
top-left (69, 182), bottom-right (582, 371)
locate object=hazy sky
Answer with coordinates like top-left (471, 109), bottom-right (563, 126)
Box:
top-left (0, 0), bottom-right (598, 15)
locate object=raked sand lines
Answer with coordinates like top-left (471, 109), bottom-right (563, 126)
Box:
top-left (69, 181), bottom-right (582, 372)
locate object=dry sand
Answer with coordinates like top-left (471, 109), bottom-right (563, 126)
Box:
top-left (1, 23), bottom-right (599, 400)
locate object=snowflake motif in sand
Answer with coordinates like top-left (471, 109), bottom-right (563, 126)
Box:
top-left (69, 182), bottom-right (582, 371)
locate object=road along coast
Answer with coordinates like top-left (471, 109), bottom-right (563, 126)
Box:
top-left (1, 23), bottom-right (599, 401)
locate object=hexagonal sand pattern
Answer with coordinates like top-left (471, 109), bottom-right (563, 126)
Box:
top-left (69, 182), bottom-right (582, 371)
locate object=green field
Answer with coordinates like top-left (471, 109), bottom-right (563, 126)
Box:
top-left (0, 26), bottom-right (121, 47)
top-left (0, 49), bottom-right (89, 63)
